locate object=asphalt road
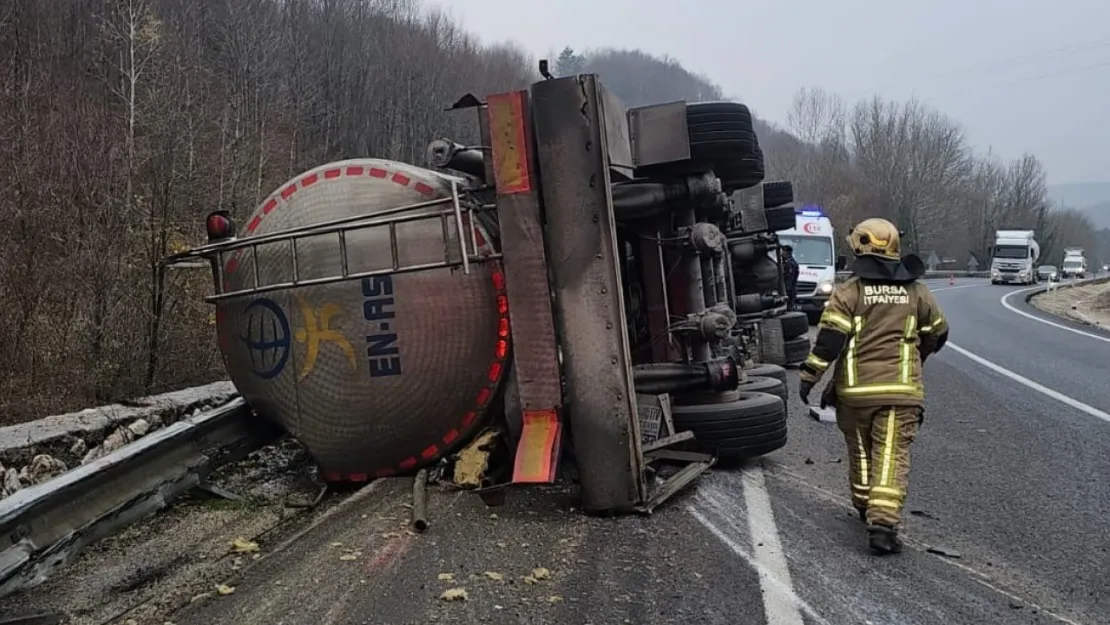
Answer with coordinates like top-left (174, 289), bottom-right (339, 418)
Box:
top-left (166, 277), bottom-right (1110, 625)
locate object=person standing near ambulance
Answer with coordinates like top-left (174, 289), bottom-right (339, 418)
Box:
top-left (796, 218), bottom-right (949, 555)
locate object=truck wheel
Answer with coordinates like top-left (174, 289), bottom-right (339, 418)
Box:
top-left (685, 102), bottom-right (764, 192)
top-left (777, 311), bottom-right (809, 340)
top-left (734, 256), bottom-right (779, 290)
top-left (762, 180), bottom-right (794, 208)
top-left (764, 205), bottom-right (797, 232)
top-left (744, 363), bottom-right (787, 385)
top-left (739, 375), bottom-right (787, 408)
top-left (784, 335), bottom-right (810, 366)
top-left (671, 392), bottom-right (787, 460)
top-left (758, 317), bottom-right (787, 365)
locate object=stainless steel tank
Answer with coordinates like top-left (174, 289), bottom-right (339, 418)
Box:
top-left (214, 159), bottom-right (509, 482)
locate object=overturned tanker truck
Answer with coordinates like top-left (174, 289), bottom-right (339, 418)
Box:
top-left (163, 71), bottom-right (800, 514)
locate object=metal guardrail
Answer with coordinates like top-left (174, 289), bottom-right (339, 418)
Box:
top-left (0, 397), bottom-right (280, 599)
top-left (836, 270), bottom-right (990, 283)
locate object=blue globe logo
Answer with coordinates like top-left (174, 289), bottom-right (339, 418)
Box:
top-left (241, 298), bottom-right (291, 379)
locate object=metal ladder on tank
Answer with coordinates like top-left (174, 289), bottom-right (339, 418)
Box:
top-left (162, 181), bottom-right (501, 303)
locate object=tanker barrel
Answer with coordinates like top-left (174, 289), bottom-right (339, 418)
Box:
top-left (426, 138), bottom-right (487, 182)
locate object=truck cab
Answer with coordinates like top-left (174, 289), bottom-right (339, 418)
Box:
top-left (990, 230), bottom-right (1040, 285)
top-left (1061, 248), bottom-right (1087, 279)
top-left (776, 208), bottom-right (836, 324)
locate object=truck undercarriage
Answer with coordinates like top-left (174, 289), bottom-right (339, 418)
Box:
top-left (162, 71), bottom-right (804, 515)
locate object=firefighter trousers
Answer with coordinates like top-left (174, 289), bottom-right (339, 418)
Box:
top-left (836, 404), bottom-right (921, 527)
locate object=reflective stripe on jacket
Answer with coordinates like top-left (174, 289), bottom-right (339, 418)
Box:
top-left (802, 277), bottom-right (947, 408)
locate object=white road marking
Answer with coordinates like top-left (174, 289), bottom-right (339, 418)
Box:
top-left (928, 283), bottom-right (986, 292)
top-left (687, 466), bottom-right (811, 625)
top-left (741, 467), bottom-right (807, 625)
top-left (946, 342), bottom-right (1110, 424)
top-left (1000, 285), bottom-right (1110, 344)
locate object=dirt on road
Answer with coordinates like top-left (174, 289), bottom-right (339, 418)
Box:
top-left (1030, 280), bottom-right (1110, 327)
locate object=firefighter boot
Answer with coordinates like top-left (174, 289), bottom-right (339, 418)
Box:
top-left (867, 523), bottom-right (903, 555)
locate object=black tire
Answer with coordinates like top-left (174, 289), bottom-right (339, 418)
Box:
top-left (734, 256), bottom-right (779, 291)
top-left (777, 311), bottom-right (809, 340)
top-left (762, 181), bottom-right (794, 208)
top-left (685, 103), bottom-right (764, 193)
top-left (765, 205), bottom-right (797, 232)
top-left (784, 335), bottom-right (810, 365)
top-left (686, 102), bottom-right (754, 126)
top-left (744, 363), bottom-right (787, 385)
top-left (758, 317), bottom-right (786, 365)
top-left (671, 392), bottom-right (786, 460)
top-left (739, 375), bottom-right (786, 407)
top-left (728, 236), bottom-right (769, 265)
top-left (689, 129), bottom-right (757, 143)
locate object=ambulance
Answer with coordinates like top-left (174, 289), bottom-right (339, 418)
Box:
top-left (776, 207), bottom-right (839, 324)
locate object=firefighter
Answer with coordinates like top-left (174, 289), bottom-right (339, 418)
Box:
top-left (780, 245), bottom-right (800, 310)
top-left (796, 218), bottom-right (948, 555)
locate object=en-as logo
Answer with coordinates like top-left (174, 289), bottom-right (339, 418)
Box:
top-left (803, 222), bottom-right (822, 234)
top-left (292, 293), bottom-right (356, 382)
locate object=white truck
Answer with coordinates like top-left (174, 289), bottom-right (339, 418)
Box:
top-left (990, 230), bottom-right (1040, 285)
top-left (1061, 247), bottom-right (1087, 279)
top-left (777, 208), bottom-right (839, 324)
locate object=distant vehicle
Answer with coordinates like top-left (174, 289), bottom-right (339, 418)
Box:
top-left (1037, 265), bottom-right (1059, 282)
top-left (1061, 247), bottom-right (1087, 279)
top-left (1103, 264), bottom-right (1109, 273)
top-left (990, 230), bottom-right (1040, 285)
top-left (776, 208), bottom-right (839, 324)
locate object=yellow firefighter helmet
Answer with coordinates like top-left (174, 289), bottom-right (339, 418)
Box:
top-left (846, 218), bottom-right (901, 260)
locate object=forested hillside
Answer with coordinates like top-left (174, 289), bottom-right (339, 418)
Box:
top-left (0, 0), bottom-right (533, 421)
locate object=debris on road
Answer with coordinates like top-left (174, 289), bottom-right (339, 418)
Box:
top-left (440, 588), bottom-right (468, 601)
top-left (926, 546), bottom-right (962, 559)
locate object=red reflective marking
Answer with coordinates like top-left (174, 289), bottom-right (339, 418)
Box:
top-left (391, 173), bottom-right (411, 186)
top-left (496, 340), bottom-right (508, 359)
top-left (301, 174), bottom-right (318, 187)
top-left (262, 198), bottom-right (278, 214)
top-left (280, 184), bottom-right (297, 199)
top-left (348, 472), bottom-right (368, 482)
top-left (413, 182), bottom-right (434, 196)
top-left (324, 168), bottom-right (341, 179)
top-left (398, 457), bottom-right (418, 471)
top-left (369, 168), bottom-right (388, 178)
top-left (476, 230), bottom-right (487, 247)
top-left (476, 387), bottom-right (492, 406)
top-left (492, 271), bottom-right (505, 291)
top-left (246, 216), bottom-right (262, 233)
top-left (497, 295), bottom-right (508, 314)
top-left (225, 256), bottom-right (239, 274)
top-left (498, 318), bottom-right (509, 337)
top-left (421, 445), bottom-right (439, 459)
top-left (461, 411), bottom-right (477, 427)
top-left (442, 429), bottom-right (460, 445)
top-left (346, 166), bottom-right (364, 176)
top-left (488, 362), bottom-right (502, 382)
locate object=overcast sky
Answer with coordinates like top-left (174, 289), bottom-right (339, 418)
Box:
top-left (434, 0), bottom-right (1110, 186)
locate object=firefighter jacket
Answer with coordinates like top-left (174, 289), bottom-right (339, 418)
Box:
top-left (799, 255), bottom-right (949, 408)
